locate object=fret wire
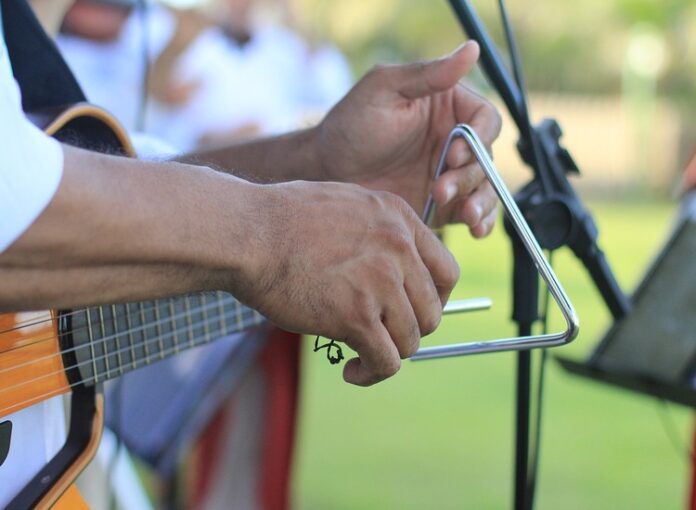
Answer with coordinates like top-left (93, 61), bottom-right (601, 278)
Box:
top-left (111, 304), bottom-right (123, 376)
top-left (14, 303), bottom-right (265, 386)
top-left (125, 303), bottom-right (137, 371)
top-left (139, 302), bottom-right (150, 364)
top-left (180, 303), bottom-right (254, 353)
top-left (1, 296), bottom-right (259, 383)
top-left (5, 296), bottom-right (249, 362)
top-left (98, 307), bottom-right (110, 379)
top-left (169, 299), bottom-right (180, 355)
top-left (74, 301), bottom-right (265, 383)
top-left (153, 300), bottom-right (165, 360)
top-left (85, 308), bottom-right (98, 384)
top-left (183, 295), bottom-right (194, 349)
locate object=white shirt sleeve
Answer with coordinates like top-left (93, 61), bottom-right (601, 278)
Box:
top-left (0, 24), bottom-right (64, 253)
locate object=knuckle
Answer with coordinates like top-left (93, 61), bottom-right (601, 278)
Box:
top-left (378, 190), bottom-right (405, 211)
top-left (349, 291), bottom-right (377, 329)
top-left (372, 255), bottom-right (402, 287)
top-left (380, 224), bottom-right (412, 254)
top-left (421, 309), bottom-right (442, 336)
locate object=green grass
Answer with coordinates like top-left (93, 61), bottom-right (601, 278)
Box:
top-left (293, 200), bottom-right (693, 509)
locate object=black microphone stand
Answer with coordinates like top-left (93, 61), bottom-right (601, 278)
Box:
top-left (446, 1), bottom-right (633, 508)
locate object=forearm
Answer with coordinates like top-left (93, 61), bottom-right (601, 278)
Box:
top-left (0, 144), bottom-right (264, 310)
top-left (180, 126), bottom-right (326, 183)
top-left (0, 264), bottom-right (216, 311)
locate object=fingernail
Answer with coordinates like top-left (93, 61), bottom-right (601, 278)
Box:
top-left (453, 41), bottom-right (474, 54)
top-left (471, 204), bottom-right (483, 224)
top-left (444, 184), bottom-right (457, 204)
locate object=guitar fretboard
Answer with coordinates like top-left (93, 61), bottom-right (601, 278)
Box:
top-left (66, 292), bottom-right (265, 385)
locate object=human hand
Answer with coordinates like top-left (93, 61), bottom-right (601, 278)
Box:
top-left (236, 181), bottom-right (459, 386)
top-left (316, 41), bottom-right (502, 238)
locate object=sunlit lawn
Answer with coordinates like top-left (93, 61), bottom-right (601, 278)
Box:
top-left (294, 199), bottom-right (692, 509)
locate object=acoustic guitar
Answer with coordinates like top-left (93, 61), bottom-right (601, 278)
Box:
top-left (0, 104), bottom-right (266, 509)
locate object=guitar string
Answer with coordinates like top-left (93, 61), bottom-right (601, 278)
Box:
top-left (0, 299), bottom-right (263, 379)
top-left (0, 292), bottom-right (233, 334)
top-left (0, 314), bottom-right (266, 417)
top-left (0, 296), bottom-right (260, 374)
top-left (0, 297), bottom-right (239, 358)
top-left (0, 289), bottom-right (240, 332)
top-left (0, 294), bottom-right (245, 356)
top-left (0, 309), bottom-right (264, 399)
top-left (0, 292), bottom-right (259, 357)
top-left (0, 306), bottom-right (266, 398)
top-left (0, 295), bottom-right (244, 358)
top-left (0, 304), bottom-right (161, 333)
top-left (0, 297), bottom-right (224, 351)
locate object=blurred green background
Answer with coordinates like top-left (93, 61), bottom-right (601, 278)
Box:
top-left (292, 0), bottom-right (696, 196)
top-left (285, 0), bottom-right (696, 508)
top-left (295, 0), bottom-right (696, 101)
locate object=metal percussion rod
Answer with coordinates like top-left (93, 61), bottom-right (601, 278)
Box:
top-left (443, 298), bottom-right (492, 315)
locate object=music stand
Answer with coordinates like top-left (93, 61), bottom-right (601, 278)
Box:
top-left (557, 213), bottom-right (696, 408)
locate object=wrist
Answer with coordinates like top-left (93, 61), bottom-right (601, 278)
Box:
top-left (186, 171), bottom-right (262, 287)
top-left (183, 173), bottom-right (287, 300)
top-left (284, 125), bottom-right (326, 182)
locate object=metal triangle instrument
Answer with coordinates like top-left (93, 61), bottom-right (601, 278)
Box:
top-left (413, 124), bottom-right (579, 360)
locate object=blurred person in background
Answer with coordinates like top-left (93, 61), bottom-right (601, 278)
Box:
top-left (56, 1), bottom-right (351, 509)
top-left (57, 0), bottom-right (171, 132)
top-left (145, 0), bottom-right (353, 150)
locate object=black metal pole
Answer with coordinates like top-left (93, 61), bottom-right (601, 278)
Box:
top-left (446, 2), bottom-right (629, 509)
top-left (509, 231), bottom-right (540, 510)
top-left (514, 348), bottom-right (532, 510)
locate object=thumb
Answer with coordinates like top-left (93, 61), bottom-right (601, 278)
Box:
top-left (393, 41), bottom-right (480, 100)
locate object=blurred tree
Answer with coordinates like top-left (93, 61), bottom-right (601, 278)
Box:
top-left (293, 0), bottom-right (696, 104)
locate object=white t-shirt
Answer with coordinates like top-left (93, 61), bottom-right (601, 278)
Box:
top-left (0, 28), bottom-right (64, 251)
top-left (146, 24), bottom-right (353, 151)
top-left (0, 4), bottom-right (68, 507)
top-left (59, 5), bottom-right (352, 153)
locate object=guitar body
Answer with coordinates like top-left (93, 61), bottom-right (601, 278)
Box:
top-left (1, 103), bottom-right (132, 510)
top-left (0, 312), bottom-right (67, 418)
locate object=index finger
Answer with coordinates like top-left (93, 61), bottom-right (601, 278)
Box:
top-left (446, 86), bottom-right (501, 169)
top-left (412, 217), bottom-right (460, 305)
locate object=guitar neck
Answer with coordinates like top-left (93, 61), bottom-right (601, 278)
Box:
top-left (65, 292), bottom-right (265, 385)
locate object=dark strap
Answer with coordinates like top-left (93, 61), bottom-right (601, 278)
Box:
top-left (1, 0), bottom-right (86, 110)
top-left (1, 0), bottom-right (129, 153)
